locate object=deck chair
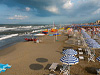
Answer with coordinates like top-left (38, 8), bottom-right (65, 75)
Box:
top-left (78, 48), bottom-right (82, 51)
top-left (79, 52), bottom-right (83, 54)
top-left (88, 54), bottom-right (95, 62)
top-left (78, 40), bottom-right (81, 43)
top-left (78, 43), bottom-right (81, 45)
top-left (60, 64), bottom-right (68, 74)
top-left (79, 56), bottom-right (84, 60)
top-left (63, 71), bottom-right (69, 75)
top-left (96, 69), bottom-right (100, 75)
top-left (49, 63), bottom-right (59, 72)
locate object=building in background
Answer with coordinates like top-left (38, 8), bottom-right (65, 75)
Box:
top-left (96, 20), bottom-right (100, 25)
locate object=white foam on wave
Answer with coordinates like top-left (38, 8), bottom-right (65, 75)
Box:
top-left (0, 34), bottom-right (18, 40)
top-left (32, 29), bottom-right (44, 33)
top-left (0, 27), bottom-right (16, 32)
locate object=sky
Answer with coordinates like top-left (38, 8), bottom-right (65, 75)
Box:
top-left (0, 0), bottom-right (100, 24)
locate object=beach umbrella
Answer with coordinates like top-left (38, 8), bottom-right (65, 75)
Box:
top-left (96, 56), bottom-right (100, 62)
top-left (0, 63), bottom-right (11, 73)
top-left (60, 55), bottom-right (79, 75)
top-left (62, 49), bottom-right (77, 55)
top-left (60, 55), bottom-right (79, 65)
top-left (85, 39), bottom-right (100, 48)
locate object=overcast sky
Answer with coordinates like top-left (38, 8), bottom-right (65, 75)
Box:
top-left (0, 0), bottom-right (100, 24)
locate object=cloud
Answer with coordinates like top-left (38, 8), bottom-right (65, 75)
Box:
top-left (1, 0), bottom-right (100, 24)
top-left (45, 6), bottom-right (59, 14)
top-left (63, 0), bottom-right (73, 9)
top-left (8, 15), bottom-right (28, 20)
top-left (92, 8), bottom-right (100, 14)
top-left (25, 7), bottom-right (30, 11)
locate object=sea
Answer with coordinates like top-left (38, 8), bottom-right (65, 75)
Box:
top-left (0, 24), bottom-right (53, 50)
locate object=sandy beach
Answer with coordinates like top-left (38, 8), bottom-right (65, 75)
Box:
top-left (0, 32), bottom-right (67, 75)
top-left (0, 32), bottom-right (100, 75)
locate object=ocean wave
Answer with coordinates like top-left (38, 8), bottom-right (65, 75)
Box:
top-left (0, 34), bottom-right (18, 40)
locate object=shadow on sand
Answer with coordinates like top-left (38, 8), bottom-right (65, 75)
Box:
top-left (36, 58), bottom-right (48, 63)
top-left (63, 47), bottom-right (73, 49)
top-left (56, 51), bottom-right (62, 54)
top-left (29, 64), bottom-right (43, 70)
top-left (85, 67), bottom-right (97, 74)
top-left (44, 64), bottom-right (51, 70)
top-left (44, 64), bottom-right (62, 71)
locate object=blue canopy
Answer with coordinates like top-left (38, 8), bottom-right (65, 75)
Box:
top-left (62, 49), bottom-right (77, 55)
top-left (60, 55), bottom-right (79, 65)
top-left (85, 39), bottom-right (100, 48)
top-left (81, 30), bottom-right (91, 39)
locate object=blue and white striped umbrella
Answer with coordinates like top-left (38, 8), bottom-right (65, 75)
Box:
top-left (96, 56), bottom-right (100, 62)
top-left (62, 49), bottom-right (77, 55)
top-left (60, 55), bottom-right (79, 65)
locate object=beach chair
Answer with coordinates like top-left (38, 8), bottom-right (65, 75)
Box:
top-left (60, 64), bottom-right (68, 74)
top-left (49, 63), bottom-right (59, 72)
top-left (88, 54), bottom-right (95, 62)
top-left (78, 40), bottom-right (81, 43)
top-left (96, 69), bottom-right (100, 75)
top-left (63, 71), bottom-right (69, 75)
top-left (78, 43), bottom-right (81, 45)
top-left (79, 56), bottom-right (84, 60)
top-left (78, 48), bottom-right (82, 51)
top-left (79, 52), bottom-right (83, 55)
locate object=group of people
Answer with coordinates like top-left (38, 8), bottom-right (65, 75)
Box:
top-left (33, 38), bottom-right (39, 43)
top-left (24, 38), bottom-right (40, 43)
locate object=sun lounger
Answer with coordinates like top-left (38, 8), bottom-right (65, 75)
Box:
top-left (96, 69), bottom-right (100, 75)
top-left (79, 52), bottom-right (83, 54)
top-left (78, 43), bottom-right (81, 45)
top-left (49, 63), bottom-right (59, 72)
top-left (63, 71), bottom-right (69, 75)
top-left (78, 48), bottom-right (82, 51)
top-left (60, 64), bottom-right (68, 74)
top-left (78, 40), bottom-right (81, 42)
top-left (49, 74), bottom-right (56, 75)
top-left (79, 56), bottom-right (84, 59)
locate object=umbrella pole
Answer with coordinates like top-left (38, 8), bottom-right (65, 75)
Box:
top-left (54, 35), bottom-right (55, 42)
top-left (56, 33), bottom-right (57, 40)
top-left (69, 65), bottom-right (70, 75)
top-left (42, 36), bottom-right (43, 42)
